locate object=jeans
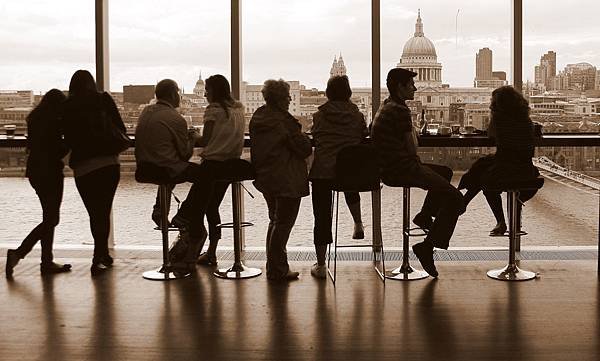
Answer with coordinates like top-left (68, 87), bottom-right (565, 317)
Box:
top-left (75, 165), bottom-right (120, 263)
top-left (263, 194), bottom-right (301, 279)
top-left (384, 163), bottom-right (464, 249)
top-left (15, 175), bottom-right (64, 263)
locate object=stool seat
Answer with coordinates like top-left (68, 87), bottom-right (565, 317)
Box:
top-left (483, 176), bottom-right (544, 192)
top-left (135, 162), bottom-right (173, 185)
top-left (331, 144), bottom-right (380, 193)
top-left (381, 176), bottom-right (422, 189)
top-left (216, 159), bottom-right (255, 183)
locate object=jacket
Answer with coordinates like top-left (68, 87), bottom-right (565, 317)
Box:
top-left (135, 101), bottom-right (193, 178)
top-left (62, 92), bottom-right (126, 168)
top-left (249, 105), bottom-right (312, 198)
top-left (370, 97), bottom-right (420, 176)
top-left (309, 100), bottom-right (367, 180)
top-left (200, 101), bottom-right (245, 161)
top-left (25, 108), bottom-right (68, 179)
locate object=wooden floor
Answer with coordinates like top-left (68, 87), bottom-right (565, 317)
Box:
top-left (1, 257), bottom-right (599, 361)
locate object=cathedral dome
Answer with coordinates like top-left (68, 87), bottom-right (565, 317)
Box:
top-left (400, 9), bottom-right (437, 60)
top-left (402, 36), bottom-right (437, 58)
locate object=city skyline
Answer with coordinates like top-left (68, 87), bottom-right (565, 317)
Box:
top-left (1, 1), bottom-right (600, 93)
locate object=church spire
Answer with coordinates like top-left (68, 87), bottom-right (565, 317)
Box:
top-left (414, 9), bottom-right (424, 37)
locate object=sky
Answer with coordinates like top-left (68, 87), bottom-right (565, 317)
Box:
top-left (1, 0), bottom-right (599, 94)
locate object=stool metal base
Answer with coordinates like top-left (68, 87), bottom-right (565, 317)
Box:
top-left (385, 265), bottom-right (429, 281)
top-left (214, 262), bottom-right (262, 279)
top-left (487, 264), bottom-right (536, 281)
top-left (143, 266), bottom-right (192, 281)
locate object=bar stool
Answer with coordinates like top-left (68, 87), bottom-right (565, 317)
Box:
top-left (380, 178), bottom-right (429, 281)
top-left (484, 176), bottom-right (544, 281)
top-left (328, 144), bottom-right (385, 284)
top-left (214, 159), bottom-right (262, 279)
top-left (135, 162), bottom-right (191, 281)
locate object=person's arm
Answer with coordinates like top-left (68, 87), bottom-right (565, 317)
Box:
top-left (284, 114), bottom-right (312, 158)
top-left (196, 120), bottom-right (214, 147)
top-left (171, 114), bottom-right (194, 161)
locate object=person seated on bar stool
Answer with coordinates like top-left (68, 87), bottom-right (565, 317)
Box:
top-left (249, 79), bottom-right (312, 281)
top-left (370, 68), bottom-right (464, 277)
top-left (308, 75), bottom-right (369, 279)
top-left (148, 75), bottom-right (246, 266)
top-left (135, 79), bottom-right (232, 267)
top-left (459, 86), bottom-right (540, 236)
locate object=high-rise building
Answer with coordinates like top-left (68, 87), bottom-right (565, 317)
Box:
top-left (397, 10), bottom-right (442, 88)
top-left (329, 53), bottom-right (347, 78)
top-left (475, 48), bottom-right (493, 81)
top-left (534, 51), bottom-right (557, 89)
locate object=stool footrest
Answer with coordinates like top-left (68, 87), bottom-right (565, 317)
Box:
top-left (153, 226), bottom-right (182, 232)
top-left (217, 221), bottom-right (254, 229)
top-left (404, 227), bottom-right (428, 237)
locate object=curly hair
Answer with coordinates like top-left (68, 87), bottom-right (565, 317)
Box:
top-left (261, 79), bottom-right (290, 106)
top-left (490, 86), bottom-right (530, 121)
top-left (326, 75), bottom-right (352, 101)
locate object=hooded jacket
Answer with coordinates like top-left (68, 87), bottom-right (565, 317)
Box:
top-left (309, 100), bottom-right (367, 179)
top-left (249, 105), bottom-right (312, 198)
top-left (200, 101), bottom-right (245, 161)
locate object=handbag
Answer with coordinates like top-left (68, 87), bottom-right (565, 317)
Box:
top-left (91, 104), bottom-right (131, 155)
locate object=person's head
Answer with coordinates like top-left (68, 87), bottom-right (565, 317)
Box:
top-left (155, 79), bottom-right (180, 108)
top-left (205, 74), bottom-right (234, 104)
top-left (27, 89), bottom-right (66, 126)
top-left (386, 68), bottom-right (417, 101)
top-left (490, 86), bottom-right (529, 120)
top-left (68, 70), bottom-right (97, 98)
top-left (325, 75), bottom-right (352, 102)
top-left (262, 79), bottom-right (291, 111)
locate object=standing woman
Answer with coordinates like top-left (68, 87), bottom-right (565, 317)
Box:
top-left (62, 70), bottom-right (126, 276)
top-left (6, 89), bottom-right (72, 277)
top-left (249, 79), bottom-right (312, 281)
top-left (309, 75), bottom-right (368, 279)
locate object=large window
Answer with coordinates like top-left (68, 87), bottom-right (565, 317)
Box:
top-left (0, 0), bottom-right (95, 93)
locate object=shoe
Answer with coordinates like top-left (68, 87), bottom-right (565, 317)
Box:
top-left (352, 223), bottom-right (365, 239)
top-left (269, 270), bottom-right (300, 281)
top-left (412, 241), bottom-right (438, 277)
top-left (170, 214), bottom-right (190, 230)
top-left (196, 252), bottom-right (217, 266)
top-left (489, 222), bottom-right (507, 237)
top-left (5, 249), bottom-right (20, 278)
top-left (91, 262), bottom-right (111, 277)
top-left (413, 212), bottom-right (433, 232)
top-left (310, 263), bottom-right (327, 279)
top-left (284, 270), bottom-right (300, 280)
top-left (151, 208), bottom-right (161, 227)
top-left (41, 262), bottom-right (72, 275)
top-left (100, 254), bottom-right (114, 266)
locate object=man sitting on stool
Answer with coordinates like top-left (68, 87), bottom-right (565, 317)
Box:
top-left (370, 68), bottom-right (464, 277)
top-left (135, 79), bottom-right (214, 266)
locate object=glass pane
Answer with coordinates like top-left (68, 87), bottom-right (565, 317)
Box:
top-left (0, 0), bottom-right (95, 93)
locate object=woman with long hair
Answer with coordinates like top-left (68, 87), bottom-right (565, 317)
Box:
top-left (459, 86), bottom-right (540, 235)
top-left (62, 70), bottom-right (126, 276)
top-left (6, 89), bottom-right (72, 277)
top-left (174, 74), bottom-right (246, 266)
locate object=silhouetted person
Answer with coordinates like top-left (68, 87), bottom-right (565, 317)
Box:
top-left (62, 70), bottom-right (126, 276)
top-left (149, 75), bottom-right (244, 266)
top-left (136, 79), bottom-right (225, 270)
top-left (309, 75), bottom-right (368, 279)
top-left (459, 86), bottom-right (540, 235)
top-left (5, 89), bottom-right (72, 277)
top-left (250, 79), bottom-right (312, 281)
top-left (371, 68), bottom-right (464, 277)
